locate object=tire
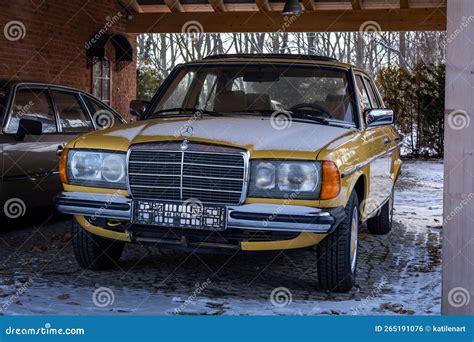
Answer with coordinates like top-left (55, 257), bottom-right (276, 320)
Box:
top-left (317, 191), bottom-right (359, 293)
top-left (71, 220), bottom-right (124, 270)
top-left (367, 191), bottom-right (394, 235)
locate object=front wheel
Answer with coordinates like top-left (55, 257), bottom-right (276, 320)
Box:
top-left (317, 191), bottom-right (359, 293)
top-left (72, 220), bottom-right (124, 270)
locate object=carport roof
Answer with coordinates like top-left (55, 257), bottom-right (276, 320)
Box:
top-left (122, 0), bottom-right (447, 33)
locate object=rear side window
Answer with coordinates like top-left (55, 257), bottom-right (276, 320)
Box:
top-left (355, 75), bottom-right (372, 112)
top-left (82, 95), bottom-right (122, 129)
top-left (4, 88), bottom-right (57, 134)
top-left (363, 77), bottom-right (380, 108)
top-left (52, 91), bottom-right (93, 133)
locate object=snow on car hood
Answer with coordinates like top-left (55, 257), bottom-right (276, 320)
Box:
top-left (73, 116), bottom-right (354, 153)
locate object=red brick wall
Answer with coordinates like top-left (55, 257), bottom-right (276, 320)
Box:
top-left (0, 0), bottom-right (137, 120)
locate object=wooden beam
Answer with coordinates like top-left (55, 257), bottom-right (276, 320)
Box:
top-left (442, 0), bottom-right (474, 315)
top-left (301, 0), bottom-right (316, 11)
top-left (127, 8), bottom-right (446, 33)
top-left (400, 0), bottom-right (410, 8)
top-left (209, 0), bottom-right (225, 12)
top-left (139, 1), bottom-right (445, 13)
top-left (120, 0), bottom-right (143, 13)
top-left (164, 0), bottom-right (185, 13)
top-left (351, 0), bottom-right (363, 10)
top-left (255, 0), bottom-right (271, 11)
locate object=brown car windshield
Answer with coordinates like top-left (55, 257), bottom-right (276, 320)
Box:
top-left (150, 64), bottom-right (356, 125)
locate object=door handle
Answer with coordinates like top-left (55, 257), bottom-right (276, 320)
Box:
top-left (56, 145), bottom-right (64, 156)
top-left (383, 138), bottom-right (391, 146)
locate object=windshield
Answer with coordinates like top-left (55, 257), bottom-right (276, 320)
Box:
top-left (149, 64), bottom-right (356, 125)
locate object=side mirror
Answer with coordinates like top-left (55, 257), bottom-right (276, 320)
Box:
top-left (365, 109), bottom-right (394, 127)
top-left (129, 100), bottom-right (149, 119)
top-left (15, 118), bottom-right (42, 141)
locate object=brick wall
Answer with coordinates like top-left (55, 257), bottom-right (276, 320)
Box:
top-left (0, 0), bottom-right (137, 120)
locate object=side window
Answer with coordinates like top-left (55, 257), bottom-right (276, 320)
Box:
top-left (4, 88), bottom-right (57, 134)
top-left (364, 77), bottom-right (380, 109)
top-left (83, 95), bottom-right (122, 129)
top-left (52, 91), bottom-right (93, 133)
top-left (355, 75), bottom-right (371, 112)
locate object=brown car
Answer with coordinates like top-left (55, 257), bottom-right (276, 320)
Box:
top-left (0, 81), bottom-right (125, 219)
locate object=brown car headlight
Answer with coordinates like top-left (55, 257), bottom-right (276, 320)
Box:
top-left (67, 150), bottom-right (126, 189)
top-left (248, 160), bottom-right (322, 199)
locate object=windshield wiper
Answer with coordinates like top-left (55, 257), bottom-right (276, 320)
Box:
top-left (289, 113), bottom-right (330, 125)
top-left (151, 107), bottom-right (223, 117)
top-left (289, 113), bottom-right (355, 128)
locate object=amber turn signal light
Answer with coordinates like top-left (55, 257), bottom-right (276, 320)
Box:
top-left (320, 161), bottom-right (341, 200)
top-left (59, 148), bottom-right (69, 184)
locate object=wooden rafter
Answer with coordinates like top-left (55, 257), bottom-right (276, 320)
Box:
top-left (255, 0), bottom-right (271, 11)
top-left (302, 0), bottom-right (316, 11)
top-left (351, 0), bottom-right (363, 10)
top-left (400, 0), bottom-right (410, 9)
top-left (209, 0), bottom-right (225, 12)
top-left (164, 0), bottom-right (185, 12)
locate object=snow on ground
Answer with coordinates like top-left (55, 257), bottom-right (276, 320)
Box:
top-left (0, 160), bottom-right (443, 315)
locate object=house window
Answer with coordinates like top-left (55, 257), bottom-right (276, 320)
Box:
top-left (92, 60), bottom-right (111, 105)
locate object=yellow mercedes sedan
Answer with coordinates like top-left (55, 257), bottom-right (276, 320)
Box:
top-left (56, 54), bottom-right (401, 292)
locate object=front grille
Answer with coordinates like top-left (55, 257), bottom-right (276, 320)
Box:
top-left (128, 142), bottom-right (248, 205)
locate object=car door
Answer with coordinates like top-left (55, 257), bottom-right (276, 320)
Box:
top-left (356, 74), bottom-right (394, 215)
top-left (1, 85), bottom-right (65, 212)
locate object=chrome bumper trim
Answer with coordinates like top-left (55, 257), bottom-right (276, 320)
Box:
top-left (227, 204), bottom-right (335, 233)
top-left (56, 192), bottom-right (340, 233)
top-left (55, 192), bottom-right (131, 220)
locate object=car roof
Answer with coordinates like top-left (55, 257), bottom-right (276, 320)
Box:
top-left (187, 53), bottom-right (356, 69)
top-left (0, 80), bottom-right (86, 93)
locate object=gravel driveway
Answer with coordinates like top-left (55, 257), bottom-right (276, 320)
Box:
top-left (0, 160), bottom-right (443, 315)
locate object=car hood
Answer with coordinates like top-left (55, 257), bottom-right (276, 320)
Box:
top-left (72, 116), bottom-right (355, 156)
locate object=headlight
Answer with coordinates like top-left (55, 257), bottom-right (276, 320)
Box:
top-left (249, 160), bottom-right (322, 199)
top-left (67, 150), bottom-right (126, 189)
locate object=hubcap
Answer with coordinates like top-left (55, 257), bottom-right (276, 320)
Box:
top-left (350, 206), bottom-right (359, 273)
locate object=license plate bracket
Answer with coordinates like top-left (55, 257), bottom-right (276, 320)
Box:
top-left (132, 200), bottom-right (227, 231)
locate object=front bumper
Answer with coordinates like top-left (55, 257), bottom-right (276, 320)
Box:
top-left (56, 192), bottom-right (344, 234)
